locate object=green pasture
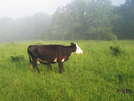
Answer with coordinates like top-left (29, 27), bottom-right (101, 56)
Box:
top-left (0, 40), bottom-right (134, 101)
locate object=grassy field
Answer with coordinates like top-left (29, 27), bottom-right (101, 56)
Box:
top-left (0, 40), bottom-right (134, 101)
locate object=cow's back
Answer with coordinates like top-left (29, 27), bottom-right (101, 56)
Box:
top-left (34, 45), bottom-right (65, 63)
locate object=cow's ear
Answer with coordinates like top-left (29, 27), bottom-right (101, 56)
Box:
top-left (71, 42), bottom-right (75, 46)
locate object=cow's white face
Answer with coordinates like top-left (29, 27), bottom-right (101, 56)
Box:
top-left (75, 43), bottom-right (83, 54)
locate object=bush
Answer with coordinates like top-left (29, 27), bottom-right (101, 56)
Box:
top-left (109, 46), bottom-right (123, 56)
top-left (10, 55), bottom-right (24, 62)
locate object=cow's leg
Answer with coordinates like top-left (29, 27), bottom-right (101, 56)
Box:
top-left (35, 65), bottom-right (40, 73)
top-left (33, 65), bottom-right (36, 70)
top-left (30, 63), bottom-right (33, 69)
top-left (32, 60), bottom-right (36, 70)
top-left (31, 61), bottom-right (35, 69)
top-left (49, 64), bottom-right (52, 70)
top-left (47, 63), bottom-right (50, 71)
top-left (33, 59), bottom-right (41, 73)
top-left (47, 64), bottom-right (52, 71)
top-left (61, 63), bottom-right (64, 72)
top-left (58, 62), bottom-right (64, 73)
top-left (35, 64), bottom-right (41, 73)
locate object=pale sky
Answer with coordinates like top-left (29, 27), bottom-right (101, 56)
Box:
top-left (0, 0), bottom-right (126, 19)
top-left (112, 0), bottom-right (126, 6)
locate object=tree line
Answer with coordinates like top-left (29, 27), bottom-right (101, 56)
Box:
top-left (0, 0), bottom-right (134, 42)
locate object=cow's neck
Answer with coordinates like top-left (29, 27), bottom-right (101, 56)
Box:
top-left (64, 46), bottom-right (75, 56)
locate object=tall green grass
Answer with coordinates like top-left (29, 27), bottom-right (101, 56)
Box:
top-left (0, 40), bottom-right (134, 101)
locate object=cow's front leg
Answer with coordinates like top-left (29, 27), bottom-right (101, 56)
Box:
top-left (61, 63), bottom-right (64, 72)
top-left (58, 62), bottom-right (64, 73)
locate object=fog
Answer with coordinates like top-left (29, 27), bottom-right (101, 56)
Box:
top-left (0, 0), bottom-right (73, 19)
top-left (1, 0), bottom-right (133, 43)
top-left (0, 0), bottom-right (125, 19)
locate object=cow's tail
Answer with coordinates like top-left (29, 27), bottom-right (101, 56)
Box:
top-left (27, 50), bottom-right (33, 68)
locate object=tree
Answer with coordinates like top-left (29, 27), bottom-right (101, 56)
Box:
top-left (32, 13), bottom-right (50, 39)
top-left (84, 0), bottom-right (116, 40)
top-left (111, 5), bottom-right (134, 39)
top-left (0, 12), bottom-right (51, 42)
top-left (49, 6), bottom-right (71, 40)
top-left (125, 0), bottom-right (134, 6)
top-left (49, 0), bottom-right (117, 40)
top-left (65, 0), bottom-right (87, 39)
top-left (0, 17), bottom-right (13, 42)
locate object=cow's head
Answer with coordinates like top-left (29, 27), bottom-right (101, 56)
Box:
top-left (71, 42), bottom-right (83, 54)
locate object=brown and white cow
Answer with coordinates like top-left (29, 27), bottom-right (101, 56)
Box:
top-left (27, 42), bottom-right (83, 73)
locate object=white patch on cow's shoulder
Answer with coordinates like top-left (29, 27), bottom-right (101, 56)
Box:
top-left (75, 43), bottom-right (83, 54)
top-left (54, 58), bottom-right (57, 62)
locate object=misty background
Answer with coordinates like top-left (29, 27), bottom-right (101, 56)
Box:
top-left (0, 0), bottom-right (133, 42)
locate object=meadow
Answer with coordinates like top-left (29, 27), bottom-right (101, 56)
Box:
top-left (0, 40), bottom-right (134, 101)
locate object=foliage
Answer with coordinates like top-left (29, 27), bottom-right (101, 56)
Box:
top-left (49, 0), bottom-right (115, 40)
top-left (0, 13), bottom-right (50, 42)
top-left (99, 33), bottom-right (118, 40)
top-left (10, 55), bottom-right (24, 62)
top-left (109, 46), bottom-right (122, 56)
top-left (111, 5), bottom-right (134, 39)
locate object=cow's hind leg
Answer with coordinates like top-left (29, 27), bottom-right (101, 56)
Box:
top-left (30, 63), bottom-right (33, 69)
top-left (36, 64), bottom-right (41, 74)
top-left (31, 61), bottom-right (35, 69)
top-left (32, 60), bottom-right (36, 70)
top-left (50, 64), bottom-right (52, 70)
top-left (33, 59), bottom-right (41, 74)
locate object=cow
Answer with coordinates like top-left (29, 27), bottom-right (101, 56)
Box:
top-left (27, 45), bottom-right (52, 70)
top-left (27, 42), bottom-right (83, 73)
